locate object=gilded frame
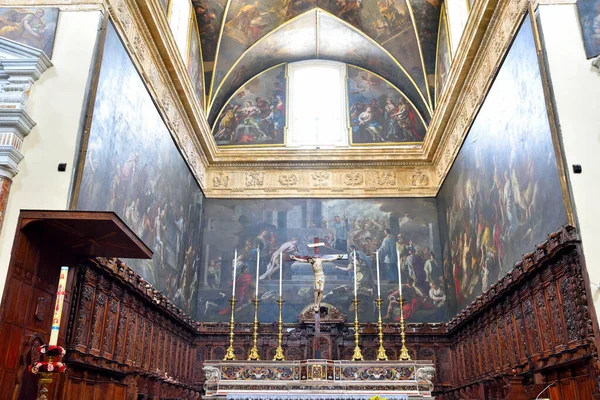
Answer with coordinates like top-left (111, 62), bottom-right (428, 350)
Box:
top-left (69, 15), bottom-right (110, 209)
top-left (529, 3), bottom-right (576, 226)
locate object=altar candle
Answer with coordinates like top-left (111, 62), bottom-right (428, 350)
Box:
top-left (397, 249), bottom-right (402, 300)
top-left (49, 266), bottom-right (69, 346)
top-left (232, 249), bottom-right (238, 298)
top-left (353, 250), bottom-right (358, 297)
top-left (279, 251), bottom-right (283, 297)
top-left (255, 247), bottom-right (260, 298)
top-left (376, 251), bottom-right (381, 298)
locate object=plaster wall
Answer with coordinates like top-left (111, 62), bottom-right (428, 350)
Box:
top-left (0, 11), bottom-right (102, 298)
top-left (538, 4), bottom-right (600, 322)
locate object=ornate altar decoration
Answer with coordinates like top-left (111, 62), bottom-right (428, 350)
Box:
top-left (28, 345), bottom-right (67, 400)
top-left (202, 360), bottom-right (435, 400)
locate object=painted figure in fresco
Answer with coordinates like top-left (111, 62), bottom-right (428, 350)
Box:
top-left (334, 249), bottom-right (374, 297)
top-left (290, 254), bottom-right (345, 312)
top-left (373, 0), bottom-right (404, 39)
top-left (218, 264), bottom-right (254, 315)
top-left (226, 2), bottom-right (260, 33)
top-left (384, 278), bottom-right (424, 320)
top-left (333, 215), bottom-right (350, 251)
top-left (0, 9), bottom-right (53, 53)
top-left (260, 238), bottom-right (299, 279)
top-left (428, 281), bottom-right (446, 308)
top-left (378, 229), bottom-right (398, 282)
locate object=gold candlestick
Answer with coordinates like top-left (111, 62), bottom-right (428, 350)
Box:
top-left (37, 371), bottom-right (53, 400)
top-left (375, 298), bottom-right (388, 361)
top-left (351, 298), bottom-right (363, 361)
top-left (273, 297), bottom-right (285, 361)
top-left (223, 298), bottom-right (237, 360)
top-left (398, 296), bottom-right (411, 361)
top-left (248, 298), bottom-right (261, 360)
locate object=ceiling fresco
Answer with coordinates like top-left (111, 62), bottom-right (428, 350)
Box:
top-left (194, 0), bottom-right (444, 127)
top-left (207, 10), bottom-right (318, 124)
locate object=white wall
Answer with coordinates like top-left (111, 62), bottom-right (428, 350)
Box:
top-left (0, 11), bottom-right (102, 298)
top-left (539, 5), bottom-right (600, 320)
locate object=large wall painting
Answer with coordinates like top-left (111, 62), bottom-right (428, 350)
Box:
top-left (347, 65), bottom-right (427, 145)
top-left (0, 7), bottom-right (59, 57)
top-left (199, 198), bottom-right (446, 325)
top-left (77, 23), bottom-right (204, 317)
top-left (434, 4), bottom-right (451, 103)
top-left (213, 64), bottom-right (286, 147)
top-left (207, 10), bottom-right (317, 124)
top-left (436, 16), bottom-right (568, 316)
top-left (577, 0), bottom-right (600, 58)
top-left (188, 14), bottom-right (205, 108)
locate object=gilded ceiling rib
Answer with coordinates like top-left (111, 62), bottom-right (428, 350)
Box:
top-left (406, 0), bottom-right (434, 111)
top-left (317, 8), bottom-right (433, 117)
top-left (207, 9), bottom-right (317, 113)
top-left (206, 0), bottom-right (232, 111)
top-left (211, 62), bottom-right (287, 132)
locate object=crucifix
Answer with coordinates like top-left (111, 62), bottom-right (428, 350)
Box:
top-left (292, 238), bottom-right (344, 358)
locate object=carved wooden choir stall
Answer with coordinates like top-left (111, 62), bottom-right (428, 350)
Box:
top-left (0, 211), bottom-right (598, 399)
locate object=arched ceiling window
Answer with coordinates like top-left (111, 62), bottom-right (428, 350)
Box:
top-left (287, 60), bottom-right (348, 148)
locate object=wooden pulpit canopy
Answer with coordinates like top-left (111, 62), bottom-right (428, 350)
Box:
top-left (17, 210), bottom-right (153, 259)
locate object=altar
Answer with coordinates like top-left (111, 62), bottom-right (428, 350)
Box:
top-left (203, 359), bottom-right (435, 400)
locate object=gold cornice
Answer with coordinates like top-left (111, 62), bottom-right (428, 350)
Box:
top-left (430, 0), bottom-right (530, 188)
top-left (203, 167), bottom-right (436, 198)
top-left (132, 0), bottom-right (217, 164)
top-left (105, 0), bottom-right (208, 188)
top-left (101, 0), bottom-right (532, 198)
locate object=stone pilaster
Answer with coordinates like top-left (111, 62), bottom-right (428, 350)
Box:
top-left (0, 38), bottom-right (52, 235)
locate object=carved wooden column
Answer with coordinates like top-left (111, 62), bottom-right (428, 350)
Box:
top-left (0, 37), bottom-right (52, 233)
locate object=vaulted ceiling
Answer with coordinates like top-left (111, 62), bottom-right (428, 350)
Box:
top-left (193, 0), bottom-right (443, 130)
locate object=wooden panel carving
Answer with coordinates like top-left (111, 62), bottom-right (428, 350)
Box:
top-left (438, 226), bottom-right (600, 399)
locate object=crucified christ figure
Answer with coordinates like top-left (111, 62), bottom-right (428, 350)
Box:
top-left (290, 254), bottom-right (345, 312)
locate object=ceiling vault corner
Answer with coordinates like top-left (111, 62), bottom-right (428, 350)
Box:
top-left (106, 0), bottom-right (533, 198)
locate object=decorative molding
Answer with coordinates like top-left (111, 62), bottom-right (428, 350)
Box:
top-left (311, 172), bottom-right (331, 187)
top-left (343, 172), bottom-right (363, 186)
top-left (105, 0), bottom-right (208, 189)
top-left (278, 173), bottom-right (298, 187)
top-left (212, 172), bottom-right (229, 188)
top-left (204, 167), bottom-right (437, 198)
top-left (0, 38), bottom-right (52, 179)
top-left (245, 172), bottom-right (264, 187)
top-left (430, 0), bottom-right (531, 186)
top-left (411, 170), bottom-right (430, 187)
